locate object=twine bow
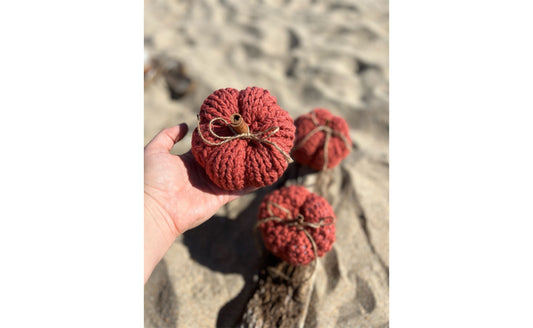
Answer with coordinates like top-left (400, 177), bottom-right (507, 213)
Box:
top-left (196, 115), bottom-right (293, 164)
top-left (293, 111), bottom-right (351, 170)
top-left (256, 201), bottom-right (336, 275)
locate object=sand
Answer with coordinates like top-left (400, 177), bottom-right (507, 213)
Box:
top-left (144, 0), bottom-right (388, 326)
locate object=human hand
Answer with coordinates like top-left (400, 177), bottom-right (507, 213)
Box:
top-left (144, 123), bottom-right (251, 282)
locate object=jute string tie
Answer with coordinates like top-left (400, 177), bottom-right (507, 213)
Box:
top-left (197, 114), bottom-right (293, 164)
top-left (256, 201), bottom-right (336, 276)
top-left (294, 111), bottom-right (351, 170)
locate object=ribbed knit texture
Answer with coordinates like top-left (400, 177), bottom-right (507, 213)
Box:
top-left (292, 108), bottom-right (352, 170)
top-left (258, 185), bottom-right (336, 266)
top-left (192, 87), bottom-right (295, 191)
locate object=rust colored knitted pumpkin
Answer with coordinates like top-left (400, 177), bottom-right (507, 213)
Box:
top-left (191, 87), bottom-right (295, 191)
top-left (292, 108), bottom-right (352, 170)
top-left (257, 185), bottom-right (336, 266)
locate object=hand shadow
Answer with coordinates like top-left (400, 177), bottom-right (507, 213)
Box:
top-left (182, 191), bottom-right (266, 327)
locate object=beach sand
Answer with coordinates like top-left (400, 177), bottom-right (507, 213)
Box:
top-left (144, 0), bottom-right (388, 326)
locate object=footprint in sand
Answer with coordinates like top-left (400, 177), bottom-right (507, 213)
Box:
top-left (145, 260), bottom-right (178, 328)
top-left (322, 246), bottom-right (342, 292)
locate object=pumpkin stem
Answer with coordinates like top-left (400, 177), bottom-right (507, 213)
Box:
top-left (230, 113), bottom-right (250, 134)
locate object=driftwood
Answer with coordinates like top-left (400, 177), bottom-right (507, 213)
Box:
top-left (240, 256), bottom-right (316, 328)
top-left (239, 168), bottom-right (336, 328)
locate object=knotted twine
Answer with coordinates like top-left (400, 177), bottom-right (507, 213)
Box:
top-left (256, 201), bottom-right (336, 280)
top-left (293, 110), bottom-right (351, 170)
top-left (196, 115), bottom-right (294, 164)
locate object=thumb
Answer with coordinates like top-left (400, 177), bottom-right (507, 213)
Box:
top-left (145, 123), bottom-right (189, 153)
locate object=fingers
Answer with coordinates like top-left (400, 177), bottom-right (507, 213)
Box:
top-left (145, 123), bottom-right (189, 153)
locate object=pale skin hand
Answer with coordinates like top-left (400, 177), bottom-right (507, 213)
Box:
top-left (144, 123), bottom-right (251, 283)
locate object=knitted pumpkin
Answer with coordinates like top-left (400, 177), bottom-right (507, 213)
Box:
top-left (191, 87), bottom-right (295, 191)
top-left (257, 185), bottom-right (336, 266)
top-left (292, 108), bottom-right (352, 170)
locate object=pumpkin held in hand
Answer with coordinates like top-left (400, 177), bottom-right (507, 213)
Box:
top-left (192, 87), bottom-right (295, 191)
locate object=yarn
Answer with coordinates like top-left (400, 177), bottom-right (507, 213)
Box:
top-left (292, 108), bottom-right (352, 170)
top-left (191, 87), bottom-right (295, 191)
top-left (257, 185), bottom-right (336, 266)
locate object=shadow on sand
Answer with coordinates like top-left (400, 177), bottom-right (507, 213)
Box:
top-left (182, 163), bottom-right (314, 327)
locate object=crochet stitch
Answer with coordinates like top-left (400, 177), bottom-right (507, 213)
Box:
top-left (257, 185), bottom-right (336, 266)
top-left (292, 108), bottom-right (352, 170)
top-left (191, 87), bottom-right (295, 191)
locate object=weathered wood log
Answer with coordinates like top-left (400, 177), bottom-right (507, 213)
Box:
top-left (240, 256), bottom-right (316, 328)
